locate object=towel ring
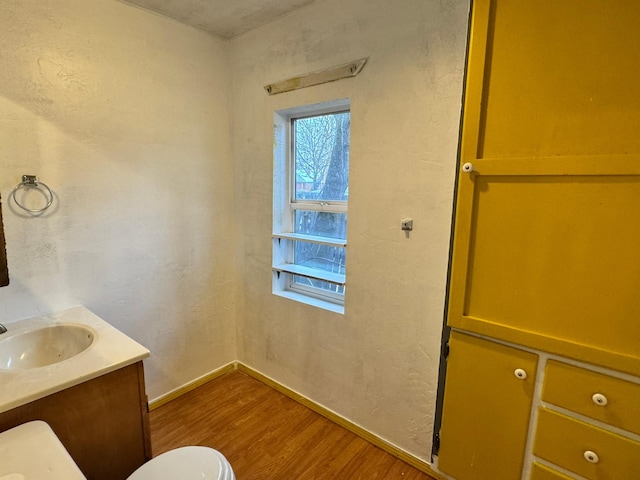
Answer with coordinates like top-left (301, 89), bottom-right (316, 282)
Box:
top-left (12, 175), bottom-right (54, 213)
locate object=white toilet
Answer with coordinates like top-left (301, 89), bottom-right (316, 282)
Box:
top-left (0, 421), bottom-right (235, 480)
top-left (127, 445), bottom-right (235, 480)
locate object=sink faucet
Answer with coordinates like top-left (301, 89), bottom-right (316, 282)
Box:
top-left (0, 324), bottom-right (6, 334)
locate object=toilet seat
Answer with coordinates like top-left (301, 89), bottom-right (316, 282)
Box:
top-left (126, 446), bottom-right (235, 480)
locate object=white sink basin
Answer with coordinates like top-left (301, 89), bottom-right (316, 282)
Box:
top-left (0, 324), bottom-right (95, 370)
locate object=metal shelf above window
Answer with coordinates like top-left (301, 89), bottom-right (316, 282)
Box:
top-left (273, 263), bottom-right (346, 286)
top-left (272, 233), bottom-right (347, 247)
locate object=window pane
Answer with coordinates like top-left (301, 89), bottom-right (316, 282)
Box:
top-left (294, 210), bottom-right (346, 240)
top-left (293, 241), bottom-right (346, 275)
top-left (293, 112), bottom-right (350, 202)
top-left (293, 275), bottom-right (345, 295)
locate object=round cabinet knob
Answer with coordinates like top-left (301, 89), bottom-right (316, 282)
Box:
top-left (462, 162), bottom-right (474, 173)
top-left (584, 450), bottom-right (599, 464)
top-left (592, 393), bottom-right (608, 406)
top-left (514, 368), bottom-right (527, 380)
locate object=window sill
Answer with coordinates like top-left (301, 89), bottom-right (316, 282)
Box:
top-left (273, 289), bottom-right (345, 315)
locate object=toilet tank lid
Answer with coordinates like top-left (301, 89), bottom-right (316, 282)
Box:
top-left (0, 421), bottom-right (87, 480)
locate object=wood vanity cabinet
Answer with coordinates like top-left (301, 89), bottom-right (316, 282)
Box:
top-left (0, 362), bottom-right (151, 480)
top-left (437, 331), bottom-right (538, 480)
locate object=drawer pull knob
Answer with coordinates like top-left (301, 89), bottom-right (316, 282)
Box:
top-left (592, 393), bottom-right (608, 406)
top-left (584, 450), bottom-right (599, 464)
top-left (514, 368), bottom-right (527, 380)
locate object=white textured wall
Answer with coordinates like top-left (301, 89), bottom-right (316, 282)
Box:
top-left (231, 0), bottom-right (469, 460)
top-left (0, 0), bottom-right (237, 400)
top-left (0, 0), bottom-right (469, 463)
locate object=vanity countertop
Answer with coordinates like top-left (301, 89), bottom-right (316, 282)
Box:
top-left (0, 420), bottom-right (87, 479)
top-left (0, 306), bottom-right (150, 413)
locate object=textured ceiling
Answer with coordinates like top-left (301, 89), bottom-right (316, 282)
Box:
top-left (121, 0), bottom-right (318, 38)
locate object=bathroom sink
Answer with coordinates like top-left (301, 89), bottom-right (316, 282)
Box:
top-left (0, 324), bottom-right (95, 370)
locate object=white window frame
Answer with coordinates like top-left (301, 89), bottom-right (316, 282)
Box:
top-left (272, 99), bottom-right (350, 313)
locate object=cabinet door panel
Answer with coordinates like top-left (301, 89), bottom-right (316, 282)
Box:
top-left (438, 332), bottom-right (538, 480)
top-left (448, 0), bottom-right (640, 376)
top-left (479, 1), bottom-right (640, 158)
top-left (458, 174), bottom-right (640, 369)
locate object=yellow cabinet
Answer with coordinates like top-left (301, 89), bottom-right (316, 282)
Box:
top-left (530, 463), bottom-right (574, 480)
top-left (438, 1), bottom-right (640, 478)
top-left (438, 331), bottom-right (538, 480)
top-left (542, 360), bottom-right (640, 435)
top-left (534, 408), bottom-right (640, 480)
top-left (447, 0), bottom-right (640, 376)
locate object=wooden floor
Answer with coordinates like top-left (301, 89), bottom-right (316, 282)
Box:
top-left (150, 370), bottom-right (436, 480)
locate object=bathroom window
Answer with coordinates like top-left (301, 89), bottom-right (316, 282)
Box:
top-left (273, 100), bottom-right (350, 313)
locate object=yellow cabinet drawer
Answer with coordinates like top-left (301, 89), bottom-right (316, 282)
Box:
top-left (542, 360), bottom-right (640, 434)
top-left (534, 408), bottom-right (640, 480)
top-left (530, 463), bottom-right (573, 480)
